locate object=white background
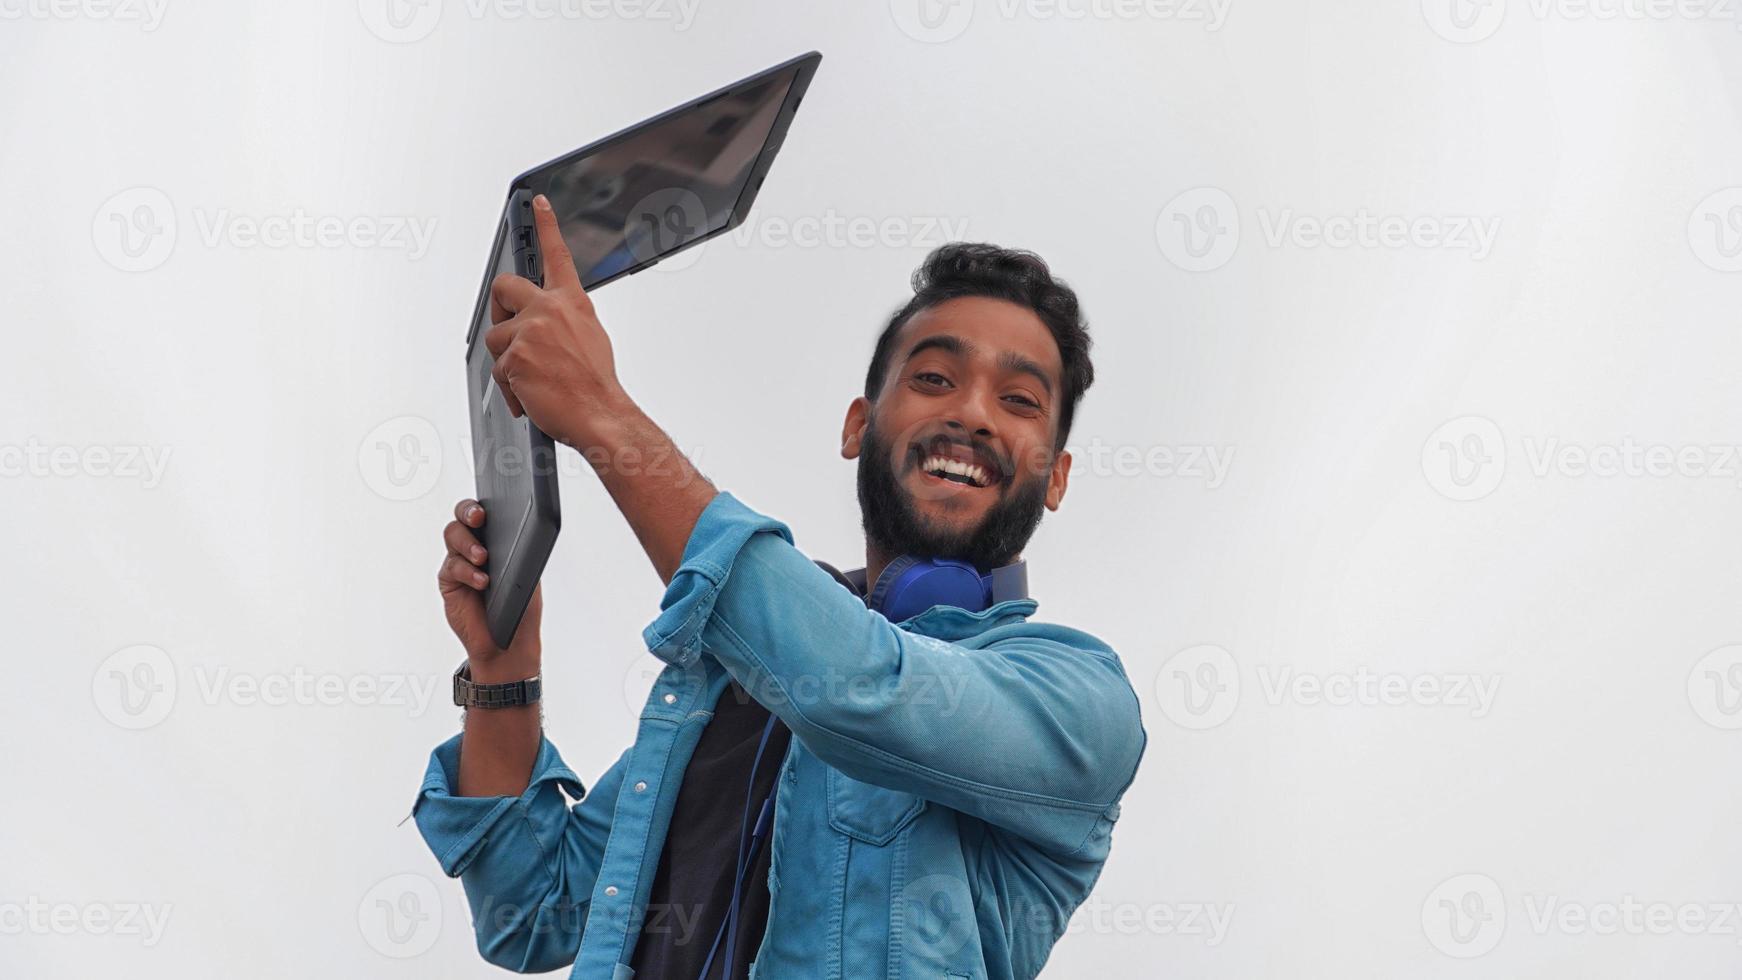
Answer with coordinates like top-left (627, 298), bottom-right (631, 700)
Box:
top-left (4, 0), bottom-right (1742, 976)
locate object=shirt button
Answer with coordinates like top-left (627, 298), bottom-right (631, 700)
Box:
top-left (604, 886), bottom-right (618, 897)
top-left (662, 693), bottom-right (677, 705)
top-left (634, 781), bottom-right (648, 793)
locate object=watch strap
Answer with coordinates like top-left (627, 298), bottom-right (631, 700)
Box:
top-left (452, 662), bottom-right (542, 709)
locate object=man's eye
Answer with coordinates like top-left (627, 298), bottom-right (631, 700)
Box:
top-left (915, 372), bottom-right (951, 387)
top-left (1005, 394), bottom-right (1041, 409)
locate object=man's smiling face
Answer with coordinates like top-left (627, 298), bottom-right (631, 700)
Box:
top-left (843, 295), bottom-right (1074, 571)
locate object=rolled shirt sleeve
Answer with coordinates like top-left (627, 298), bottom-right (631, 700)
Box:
top-left (641, 490), bottom-right (793, 668)
top-left (412, 734), bottom-right (629, 972)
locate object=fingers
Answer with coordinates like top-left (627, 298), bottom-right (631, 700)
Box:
top-left (439, 552), bottom-right (489, 593)
top-left (454, 499), bottom-right (485, 527)
top-left (444, 519), bottom-right (487, 566)
top-left (489, 353), bottom-right (525, 417)
top-left (481, 197), bottom-right (589, 421)
top-left (490, 272), bottom-right (540, 324)
top-left (530, 193), bottom-right (582, 292)
top-left (439, 502), bottom-right (489, 593)
top-left (483, 316), bottom-right (520, 358)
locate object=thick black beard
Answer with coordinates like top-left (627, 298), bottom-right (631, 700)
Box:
top-left (855, 416), bottom-right (1050, 573)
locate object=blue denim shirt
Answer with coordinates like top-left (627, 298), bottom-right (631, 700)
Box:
top-left (413, 491), bottom-right (1147, 979)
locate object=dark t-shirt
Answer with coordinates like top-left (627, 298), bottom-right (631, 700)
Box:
top-left (628, 679), bottom-right (792, 980)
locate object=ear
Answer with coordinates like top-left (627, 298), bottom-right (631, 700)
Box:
top-left (841, 396), bottom-right (871, 460)
top-left (1044, 448), bottom-right (1071, 511)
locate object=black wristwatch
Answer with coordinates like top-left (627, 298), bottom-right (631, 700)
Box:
top-left (452, 661), bottom-right (542, 709)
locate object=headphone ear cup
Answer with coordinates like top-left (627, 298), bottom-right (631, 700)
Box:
top-left (866, 555), bottom-right (921, 617)
top-left (874, 557), bottom-right (997, 622)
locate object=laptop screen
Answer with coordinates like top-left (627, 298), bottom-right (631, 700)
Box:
top-left (517, 66), bottom-right (800, 287)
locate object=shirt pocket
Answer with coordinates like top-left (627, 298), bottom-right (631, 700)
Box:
top-left (826, 767), bottom-right (927, 846)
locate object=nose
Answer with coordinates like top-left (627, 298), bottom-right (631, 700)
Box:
top-left (942, 410), bottom-right (1000, 482)
top-left (944, 383), bottom-right (998, 441)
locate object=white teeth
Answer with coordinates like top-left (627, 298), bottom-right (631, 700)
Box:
top-left (922, 454), bottom-right (989, 487)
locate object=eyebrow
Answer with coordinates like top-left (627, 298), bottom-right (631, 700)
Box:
top-left (904, 334), bottom-right (1056, 398)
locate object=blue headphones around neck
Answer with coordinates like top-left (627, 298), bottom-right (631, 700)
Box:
top-left (836, 555), bottom-right (1030, 622)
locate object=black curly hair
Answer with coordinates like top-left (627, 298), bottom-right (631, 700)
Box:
top-left (864, 243), bottom-right (1094, 451)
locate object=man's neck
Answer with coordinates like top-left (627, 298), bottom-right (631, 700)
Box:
top-left (863, 539), bottom-right (896, 597)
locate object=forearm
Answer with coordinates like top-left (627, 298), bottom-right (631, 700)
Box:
top-left (581, 393), bottom-right (719, 586)
top-left (453, 392), bottom-right (709, 795)
top-left (456, 650), bottom-right (543, 797)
